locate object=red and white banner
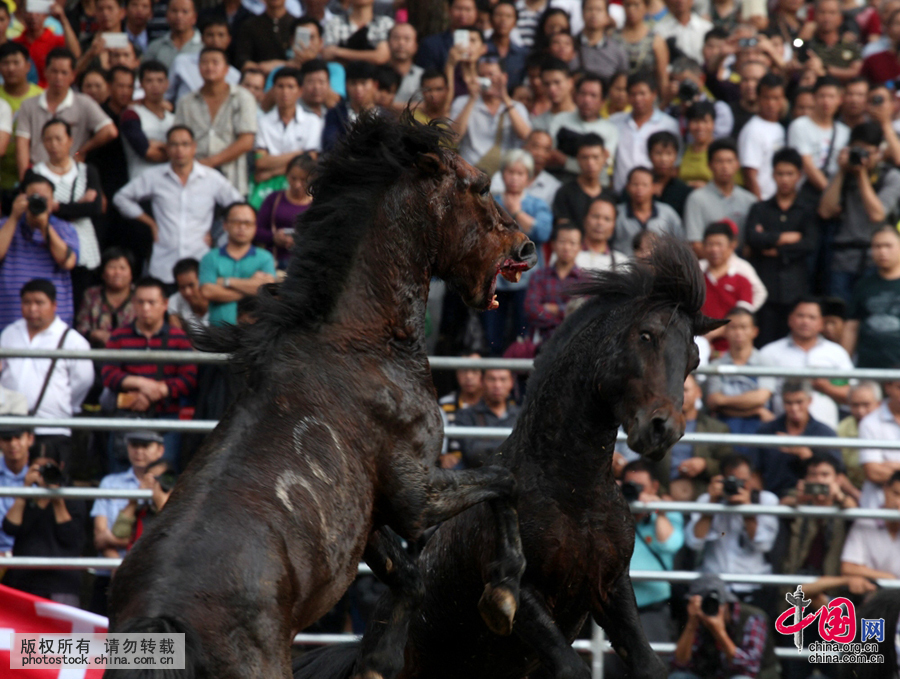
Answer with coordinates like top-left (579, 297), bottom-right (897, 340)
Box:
top-left (0, 584), bottom-right (108, 678)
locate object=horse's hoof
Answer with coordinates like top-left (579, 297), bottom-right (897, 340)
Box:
top-left (478, 583), bottom-right (517, 636)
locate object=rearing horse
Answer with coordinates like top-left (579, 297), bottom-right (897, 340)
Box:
top-left (105, 113), bottom-right (536, 679)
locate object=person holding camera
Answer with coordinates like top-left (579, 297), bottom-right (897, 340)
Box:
top-left (1, 455), bottom-right (86, 606)
top-left (819, 121), bottom-right (900, 302)
top-left (0, 172), bottom-right (79, 330)
top-left (671, 574), bottom-right (779, 679)
top-left (620, 460), bottom-right (684, 643)
top-left (665, 58), bottom-right (734, 141)
top-left (686, 454), bottom-right (780, 610)
top-left (111, 458), bottom-right (175, 549)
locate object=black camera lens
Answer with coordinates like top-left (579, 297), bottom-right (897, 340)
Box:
top-left (872, 94), bottom-right (885, 106)
top-left (701, 590), bottom-right (720, 616)
top-left (39, 463), bottom-right (63, 486)
top-left (806, 482), bottom-right (829, 496)
top-left (678, 79), bottom-right (700, 102)
top-left (848, 147), bottom-right (869, 166)
top-left (621, 481), bottom-right (643, 503)
top-left (722, 475), bottom-right (744, 496)
top-left (27, 194), bottom-right (48, 216)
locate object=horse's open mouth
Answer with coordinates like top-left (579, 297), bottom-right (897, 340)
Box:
top-left (486, 260), bottom-right (531, 310)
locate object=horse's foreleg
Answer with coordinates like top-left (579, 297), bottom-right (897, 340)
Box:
top-left (590, 573), bottom-right (667, 679)
top-left (352, 527), bottom-right (423, 679)
top-left (419, 466), bottom-right (525, 637)
top-left (511, 587), bottom-right (590, 679)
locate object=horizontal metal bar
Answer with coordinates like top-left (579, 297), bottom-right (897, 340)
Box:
top-left (0, 348), bottom-right (228, 363)
top-left (3, 489), bottom-right (898, 521)
top-left (1, 347), bottom-right (899, 381)
top-left (2, 416), bottom-right (900, 451)
top-left (288, 633), bottom-right (810, 659)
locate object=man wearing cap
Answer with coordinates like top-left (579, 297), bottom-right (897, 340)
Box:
top-left (0, 401), bottom-right (33, 560)
top-left (0, 278), bottom-right (93, 471)
top-left (671, 574), bottom-right (778, 679)
top-left (89, 429), bottom-right (164, 616)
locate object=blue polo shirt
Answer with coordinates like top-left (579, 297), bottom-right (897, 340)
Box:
top-left (198, 245), bottom-right (276, 326)
top-left (630, 511), bottom-right (684, 608)
top-left (0, 457), bottom-right (28, 552)
top-left (0, 216), bottom-right (79, 330)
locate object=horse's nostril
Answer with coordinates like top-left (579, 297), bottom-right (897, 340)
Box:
top-left (518, 241), bottom-right (537, 264)
top-left (651, 416), bottom-right (669, 439)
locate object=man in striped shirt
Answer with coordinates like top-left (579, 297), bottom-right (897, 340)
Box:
top-left (0, 172), bottom-right (78, 330)
top-left (101, 277), bottom-right (197, 471)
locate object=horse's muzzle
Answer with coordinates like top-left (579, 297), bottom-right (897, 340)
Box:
top-left (515, 240), bottom-right (537, 269)
top-left (627, 409), bottom-right (686, 460)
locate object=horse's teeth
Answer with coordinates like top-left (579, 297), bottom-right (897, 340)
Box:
top-left (489, 295), bottom-right (500, 310)
top-left (513, 271), bottom-right (521, 283)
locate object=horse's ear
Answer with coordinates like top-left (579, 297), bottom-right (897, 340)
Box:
top-left (415, 152), bottom-right (445, 176)
top-left (694, 314), bottom-right (729, 336)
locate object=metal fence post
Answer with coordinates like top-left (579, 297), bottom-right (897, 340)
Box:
top-left (591, 621), bottom-right (605, 679)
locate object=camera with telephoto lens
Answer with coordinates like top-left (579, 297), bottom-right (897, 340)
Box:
top-left (621, 481), bottom-right (643, 503)
top-left (38, 462), bottom-right (63, 486)
top-left (806, 482), bottom-right (830, 496)
top-left (701, 590), bottom-right (720, 616)
top-left (848, 147), bottom-right (870, 167)
top-left (678, 79), bottom-right (700, 102)
top-left (722, 475), bottom-right (745, 496)
top-left (27, 194), bottom-right (48, 216)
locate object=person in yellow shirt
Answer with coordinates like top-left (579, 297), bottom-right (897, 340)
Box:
top-left (0, 42), bottom-right (42, 205)
top-left (679, 100), bottom-right (714, 187)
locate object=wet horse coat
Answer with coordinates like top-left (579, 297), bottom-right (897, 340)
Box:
top-left (105, 113), bottom-right (536, 679)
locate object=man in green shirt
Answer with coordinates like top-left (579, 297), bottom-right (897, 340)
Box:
top-left (0, 43), bottom-right (42, 198)
top-left (198, 202), bottom-right (275, 326)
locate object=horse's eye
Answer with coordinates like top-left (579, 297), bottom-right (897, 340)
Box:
top-left (640, 332), bottom-right (652, 343)
top-left (479, 185), bottom-right (490, 197)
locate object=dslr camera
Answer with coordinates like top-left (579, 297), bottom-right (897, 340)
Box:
top-left (848, 147), bottom-right (870, 167)
top-left (621, 481), bottom-right (643, 503)
top-left (805, 482), bottom-right (830, 497)
top-left (701, 589), bottom-right (720, 616)
top-left (27, 193), bottom-right (48, 216)
top-left (722, 476), bottom-right (760, 503)
top-left (38, 462), bottom-right (63, 486)
top-left (678, 79), bottom-right (700, 102)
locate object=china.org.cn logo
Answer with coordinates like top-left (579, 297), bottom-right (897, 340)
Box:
top-left (775, 585), bottom-right (885, 665)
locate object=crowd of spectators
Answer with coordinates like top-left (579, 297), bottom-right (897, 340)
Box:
top-left (0, 0), bottom-right (899, 673)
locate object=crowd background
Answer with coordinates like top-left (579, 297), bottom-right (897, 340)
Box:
top-left (1, 0), bottom-right (900, 674)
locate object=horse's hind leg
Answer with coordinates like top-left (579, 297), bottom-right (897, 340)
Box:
top-left (352, 527), bottom-right (423, 679)
top-left (416, 466), bottom-right (525, 637)
top-left (591, 573), bottom-right (667, 679)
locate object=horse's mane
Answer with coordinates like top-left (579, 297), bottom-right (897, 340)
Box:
top-left (193, 111), bottom-right (454, 367)
top-left (531, 237), bottom-right (706, 381)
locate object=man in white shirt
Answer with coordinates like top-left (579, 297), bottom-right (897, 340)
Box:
top-left (759, 297), bottom-right (854, 430)
top-left (786, 75), bottom-right (850, 195)
top-left (841, 470), bottom-right (900, 579)
top-left (254, 67), bottom-right (323, 184)
top-left (545, 73), bottom-right (618, 183)
top-left (737, 73), bottom-right (787, 200)
top-left (685, 454), bottom-right (779, 602)
top-left (654, 0), bottom-right (712, 64)
top-left (166, 16), bottom-right (241, 104)
top-left (0, 278), bottom-right (93, 471)
top-left (388, 22), bottom-right (422, 110)
top-left (610, 71), bottom-right (679, 193)
top-left (113, 125), bottom-right (244, 283)
top-left (857, 379), bottom-right (900, 508)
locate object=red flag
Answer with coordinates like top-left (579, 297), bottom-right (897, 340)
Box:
top-left (0, 583), bottom-right (108, 678)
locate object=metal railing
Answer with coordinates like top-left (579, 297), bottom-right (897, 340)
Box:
top-left (4, 346), bottom-right (900, 381)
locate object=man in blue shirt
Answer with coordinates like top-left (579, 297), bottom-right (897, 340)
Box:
top-left (198, 202), bottom-right (275, 326)
top-left (753, 380), bottom-right (842, 498)
top-left (621, 459), bottom-right (684, 643)
top-left (0, 172), bottom-right (79, 329)
top-left (0, 407), bottom-right (33, 556)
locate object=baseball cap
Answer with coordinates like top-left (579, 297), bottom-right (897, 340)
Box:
top-left (687, 574), bottom-right (737, 602)
top-left (123, 431), bottom-right (165, 445)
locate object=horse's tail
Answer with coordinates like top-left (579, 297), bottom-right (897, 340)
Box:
top-left (291, 642), bottom-right (359, 679)
top-left (102, 616), bottom-right (207, 679)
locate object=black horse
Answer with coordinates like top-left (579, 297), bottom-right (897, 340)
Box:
top-left (293, 237), bottom-right (725, 679)
top-left (105, 113), bottom-right (537, 679)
